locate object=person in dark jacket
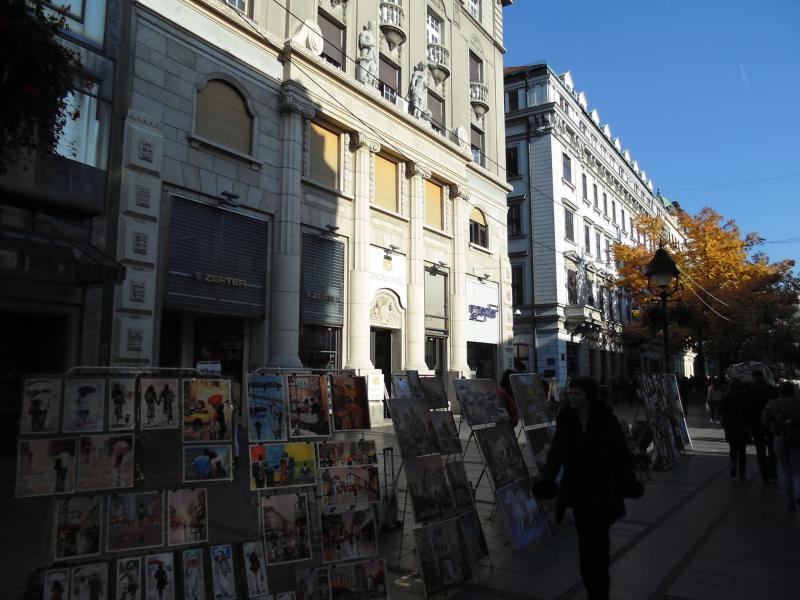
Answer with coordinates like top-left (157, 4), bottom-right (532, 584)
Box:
top-left (747, 370), bottom-right (778, 482)
top-left (720, 378), bottom-right (750, 480)
top-left (532, 376), bottom-right (643, 600)
top-left (498, 369), bottom-right (520, 428)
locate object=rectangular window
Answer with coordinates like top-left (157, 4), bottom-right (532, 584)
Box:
top-left (581, 174), bottom-right (588, 200)
top-left (595, 231), bottom-right (601, 259)
top-left (562, 153), bottom-right (572, 183)
top-left (603, 192), bottom-right (608, 214)
top-left (598, 285), bottom-right (605, 316)
top-left (425, 268), bottom-right (448, 332)
top-left (511, 266), bottom-right (523, 306)
top-left (469, 52), bottom-right (483, 83)
top-left (426, 11), bottom-right (443, 44)
top-left (319, 12), bottom-right (345, 69)
top-left (308, 122), bottom-right (339, 189)
top-left (584, 224), bottom-right (591, 253)
top-left (428, 92), bottom-right (445, 134)
top-left (471, 126), bottom-right (484, 166)
top-left (508, 203), bottom-right (522, 236)
top-left (226, 0), bottom-right (246, 12)
top-left (507, 89), bottom-right (519, 111)
top-left (593, 184), bottom-right (598, 208)
top-left (612, 200), bottom-right (617, 223)
top-left (506, 146), bottom-right (519, 178)
top-left (424, 180), bottom-right (444, 230)
top-left (56, 85), bottom-right (110, 169)
top-left (621, 208), bottom-right (626, 232)
top-left (587, 279), bottom-right (595, 306)
top-left (567, 270), bottom-right (578, 304)
top-left (379, 55), bottom-right (400, 103)
top-left (373, 155), bottom-right (398, 212)
top-left (605, 238), bottom-right (611, 264)
top-left (468, 0), bottom-right (481, 21)
top-left (559, 94), bottom-right (570, 116)
top-left (564, 207), bottom-right (575, 242)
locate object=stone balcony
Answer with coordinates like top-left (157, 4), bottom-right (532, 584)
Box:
top-left (427, 43), bottom-right (450, 84)
top-left (470, 81), bottom-right (489, 119)
top-left (379, 1), bottom-right (406, 50)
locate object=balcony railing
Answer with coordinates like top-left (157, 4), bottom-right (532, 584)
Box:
top-left (469, 81), bottom-right (489, 119)
top-left (427, 43), bottom-right (450, 84)
top-left (379, 1), bottom-right (406, 50)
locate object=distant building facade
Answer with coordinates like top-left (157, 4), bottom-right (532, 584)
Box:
top-left (504, 64), bottom-right (687, 384)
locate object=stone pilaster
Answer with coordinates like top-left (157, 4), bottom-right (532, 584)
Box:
top-left (345, 131), bottom-right (381, 371)
top-left (267, 91), bottom-right (314, 368)
top-left (404, 160), bottom-right (431, 372)
top-left (449, 185), bottom-right (471, 374)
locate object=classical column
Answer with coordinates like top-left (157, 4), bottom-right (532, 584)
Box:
top-left (267, 92), bottom-right (314, 368)
top-left (345, 132), bottom-right (381, 371)
top-left (449, 185), bottom-right (471, 374)
top-left (404, 161), bottom-right (431, 372)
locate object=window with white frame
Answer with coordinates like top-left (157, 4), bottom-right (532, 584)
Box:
top-left (603, 192), bottom-right (608, 215)
top-left (468, 0), bottom-right (481, 20)
top-left (593, 184), bottom-right (598, 209)
top-left (564, 207), bottom-right (575, 242)
top-left (567, 269), bottom-right (578, 304)
top-left (56, 82), bottom-right (110, 169)
top-left (427, 11), bottom-right (443, 45)
top-left (469, 207), bottom-right (488, 247)
top-left (226, 0), bottom-right (246, 11)
top-left (582, 174), bottom-right (588, 200)
top-left (612, 200), bottom-right (617, 223)
top-left (605, 238), bottom-right (611, 264)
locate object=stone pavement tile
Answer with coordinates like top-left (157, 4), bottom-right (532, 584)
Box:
top-left (732, 575), bottom-right (796, 598)
top-left (679, 568), bottom-right (735, 587)
top-left (667, 577), bottom-right (753, 600)
top-left (687, 556), bottom-right (751, 578)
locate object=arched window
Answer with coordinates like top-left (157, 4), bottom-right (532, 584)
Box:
top-left (195, 79), bottom-right (253, 154)
top-left (469, 208), bottom-right (488, 247)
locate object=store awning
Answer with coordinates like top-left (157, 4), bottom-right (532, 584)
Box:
top-left (0, 226), bottom-right (125, 285)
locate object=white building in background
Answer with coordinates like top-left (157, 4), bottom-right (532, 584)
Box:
top-left (503, 64), bottom-right (688, 384)
top-left (111, 0), bottom-right (515, 409)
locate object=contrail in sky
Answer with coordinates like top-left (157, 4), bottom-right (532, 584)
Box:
top-left (739, 63), bottom-right (753, 101)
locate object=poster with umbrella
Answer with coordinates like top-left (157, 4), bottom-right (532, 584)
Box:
top-left (63, 379), bottom-right (106, 433)
top-left (144, 553), bottom-right (175, 600)
top-left (182, 379), bottom-right (233, 443)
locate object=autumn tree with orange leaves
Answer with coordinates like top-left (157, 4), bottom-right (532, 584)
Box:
top-left (614, 207), bottom-right (799, 377)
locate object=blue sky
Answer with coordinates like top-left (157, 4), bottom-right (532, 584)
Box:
top-left (503, 0), bottom-right (800, 266)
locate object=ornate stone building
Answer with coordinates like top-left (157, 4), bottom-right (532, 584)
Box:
top-left (111, 0), bottom-right (515, 408)
top-left (504, 64), bottom-right (688, 384)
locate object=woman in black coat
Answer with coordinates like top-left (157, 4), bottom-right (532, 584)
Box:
top-left (720, 377), bottom-right (750, 480)
top-left (532, 377), bottom-right (642, 600)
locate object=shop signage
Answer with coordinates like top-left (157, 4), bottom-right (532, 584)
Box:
top-left (194, 272), bottom-right (248, 287)
top-left (466, 279), bottom-right (500, 344)
top-left (468, 304), bottom-right (498, 321)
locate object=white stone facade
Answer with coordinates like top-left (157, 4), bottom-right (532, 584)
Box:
top-left (504, 65), bottom-right (685, 384)
top-left (111, 0), bottom-right (514, 390)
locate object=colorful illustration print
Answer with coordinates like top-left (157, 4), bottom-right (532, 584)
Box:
top-left (321, 506), bottom-right (378, 563)
top-left (144, 553), bottom-right (175, 600)
top-left (260, 493), bottom-right (312, 566)
top-left (140, 379), bottom-right (180, 430)
top-left (247, 374), bottom-right (287, 443)
top-left (20, 376), bottom-right (61, 434)
top-left (249, 443), bottom-right (317, 491)
top-left (330, 559), bottom-right (387, 600)
top-left (183, 445), bottom-right (232, 483)
top-left (287, 375), bottom-right (331, 438)
top-left (108, 379), bottom-right (136, 431)
top-left (53, 496), bottom-right (102, 561)
top-left (475, 423), bottom-right (528, 489)
top-left (77, 434), bottom-right (134, 492)
top-left (330, 375), bottom-right (371, 431)
top-left (63, 379), bottom-right (106, 433)
top-left (320, 466), bottom-right (380, 509)
top-left (496, 478), bottom-right (547, 551)
top-left (405, 455), bottom-right (457, 523)
top-left (167, 489), bottom-right (208, 546)
top-left (241, 541), bottom-right (270, 599)
top-left (182, 379), bottom-right (233, 443)
top-left (181, 548), bottom-right (206, 600)
top-left (107, 492), bottom-right (164, 552)
top-left (210, 544), bottom-right (236, 600)
top-left (16, 437), bottom-right (76, 497)
top-left (115, 557), bottom-right (142, 600)
top-left (317, 441), bottom-right (378, 469)
top-left (70, 562), bottom-right (108, 600)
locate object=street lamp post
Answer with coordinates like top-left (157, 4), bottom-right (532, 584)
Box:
top-left (645, 246), bottom-right (679, 374)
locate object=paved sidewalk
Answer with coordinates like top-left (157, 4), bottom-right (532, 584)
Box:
top-left (377, 400), bottom-right (800, 600)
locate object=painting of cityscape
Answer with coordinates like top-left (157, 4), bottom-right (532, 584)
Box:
top-left (475, 423), bottom-right (527, 490)
top-left (16, 437), bottom-right (77, 497)
top-left (247, 373), bottom-right (287, 443)
top-left (249, 442), bottom-right (317, 490)
top-left (445, 460), bottom-right (474, 513)
top-left (496, 477), bottom-right (547, 551)
top-left (413, 518), bottom-right (472, 597)
top-left (108, 378), bottom-right (136, 431)
top-left (317, 440), bottom-right (378, 469)
top-left (52, 496), bottom-right (102, 561)
top-left (457, 510), bottom-right (489, 563)
top-left (386, 398), bottom-right (440, 457)
top-left (452, 379), bottom-right (509, 426)
top-left (430, 410), bottom-right (461, 455)
top-left (260, 493), bottom-right (312, 565)
top-left (167, 488), bottom-right (208, 546)
top-left (510, 373), bottom-right (554, 429)
top-left (296, 567), bottom-right (331, 600)
top-left (320, 465), bottom-right (380, 509)
top-left (287, 375), bottom-right (331, 439)
top-left (404, 455), bottom-right (457, 523)
top-left (526, 425), bottom-right (556, 477)
top-left (321, 506), bottom-right (378, 563)
top-left (20, 376), bottom-right (61, 434)
top-left (330, 558), bottom-right (387, 600)
top-left (419, 376), bottom-right (449, 409)
top-left (330, 375), bottom-right (371, 431)
top-left (76, 434), bottom-right (134, 492)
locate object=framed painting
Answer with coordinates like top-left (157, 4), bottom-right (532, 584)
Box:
top-left (16, 437), bottom-right (76, 497)
top-left (167, 489), bottom-right (208, 546)
top-left (76, 434), bottom-right (135, 492)
top-left (183, 445), bottom-right (233, 483)
top-left (53, 495), bottom-right (102, 561)
top-left (246, 374), bottom-right (287, 443)
top-left (107, 491), bottom-right (164, 552)
top-left (182, 379), bottom-right (233, 443)
top-left (287, 375), bottom-right (331, 439)
top-left (63, 378), bottom-right (106, 433)
top-left (140, 379), bottom-right (180, 430)
top-left (330, 375), bottom-right (371, 431)
top-left (19, 376), bottom-right (61, 434)
top-left (108, 378), bottom-right (136, 431)
top-left (260, 493), bottom-right (312, 566)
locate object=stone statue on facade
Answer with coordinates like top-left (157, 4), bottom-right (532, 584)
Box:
top-left (356, 22), bottom-right (378, 87)
top-left (409, 62), bottom-right (428, 119)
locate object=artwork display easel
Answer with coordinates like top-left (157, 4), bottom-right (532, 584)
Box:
top-left (636, 372), bottom-right (693, 470)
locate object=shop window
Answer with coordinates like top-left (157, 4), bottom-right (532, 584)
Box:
top-left (319, 11), bottom-right (345, 69)
top-left (424, 268), bottom-right (448, 332)
top-left (511, 265), bottom-right (523, 306)
top-left (195, 79), bottom-right (253, 155)
top-left (425, 179), bottom-right (444, 230)
top-left (309, 121), bottom-right (339, 189)
top-left (374, 154), bottom-right (398, 212)
top-left (566, 269), bottom-right (578, 304)
top-left (469, 207), bottom-right (488, 248)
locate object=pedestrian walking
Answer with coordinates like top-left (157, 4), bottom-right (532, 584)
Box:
top-left (498, 369), bottom-right (519, 428)
top-left (532, 376), bottom-right (643, 600)
top-left (720, 378), bottom-right (750, 480)
top-left (706, 377), bottom-right (723, 423)
top-left (747, 369), bottom-right (778, 482)
top-left (761, 381), bottom-right (800, 511)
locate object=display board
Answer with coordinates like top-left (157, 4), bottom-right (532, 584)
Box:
top-left (637, 373), bottom-right (692, 468)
